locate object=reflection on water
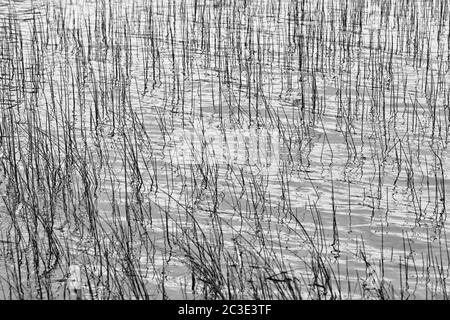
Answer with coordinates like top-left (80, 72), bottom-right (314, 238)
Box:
top-left (1, 0), bottom-right (450, 299)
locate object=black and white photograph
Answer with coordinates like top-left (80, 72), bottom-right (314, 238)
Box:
top-left (0, 0), bottom-right (449, 310)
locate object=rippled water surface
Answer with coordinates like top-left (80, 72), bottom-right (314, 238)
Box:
top-left (1, 0), bottom-right (450, 299)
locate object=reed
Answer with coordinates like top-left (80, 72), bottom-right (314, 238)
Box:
top-left (0, 0), bottom-right (449, 300)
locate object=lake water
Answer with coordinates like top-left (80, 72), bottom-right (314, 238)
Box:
top-left (1, 0), bottom-right (450, 299)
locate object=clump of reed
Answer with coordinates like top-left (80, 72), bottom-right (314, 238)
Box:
top-left (0, 0), bottom-right (449, 300)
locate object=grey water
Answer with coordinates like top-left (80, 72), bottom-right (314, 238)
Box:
top-left (1, 0), bottom-right (450, 299)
